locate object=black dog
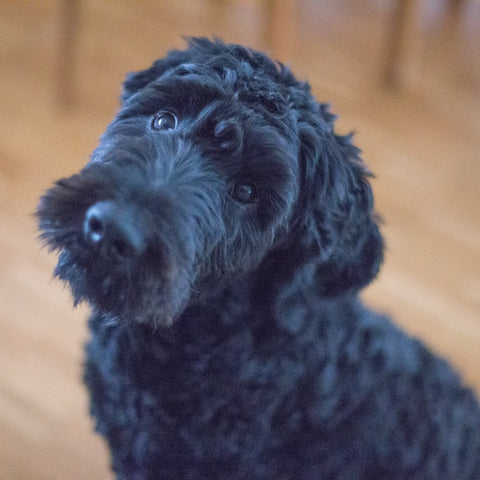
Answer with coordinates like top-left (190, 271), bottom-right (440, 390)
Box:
top-left (37, 38), bottom-right (480, 479)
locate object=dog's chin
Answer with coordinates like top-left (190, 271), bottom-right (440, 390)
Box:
top-left (55, 248), bottom-right (192, 328)
top-left (87, 289), bottom-right (183, 328)
top-left (90, 299), bottom-right (179, 328)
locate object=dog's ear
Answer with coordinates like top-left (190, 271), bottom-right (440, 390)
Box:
top-left (293, 104), bottom-right (384, 296)
top-left (121, 64), bottom-right (162, 103)
top-left (121, 38), bottom-right (223, 103)
top-left (121, 48), bottom-right (193, 103)
top-left (121, 57), bottom-right (181, 103)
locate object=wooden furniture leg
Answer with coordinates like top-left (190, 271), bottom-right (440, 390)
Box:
top-left (57, 0), bottom-right (80, 108)
top-left (383, 0), bottom-right (421, 90)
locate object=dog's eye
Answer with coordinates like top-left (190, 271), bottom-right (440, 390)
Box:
top-left (152, 112), bottom-right (177, 131)
top-left (232, 182), bottom-right (257, 204)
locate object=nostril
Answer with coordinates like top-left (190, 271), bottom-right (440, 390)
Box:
top-left (85, 214), bottom-right (105, 244)
top-left (89, 216), bottom-right (103, 234)
top-left (83, 201), bottom-right (146, 258)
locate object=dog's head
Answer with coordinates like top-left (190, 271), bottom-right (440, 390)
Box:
top-left (37, 38), bottom-right (382, 326)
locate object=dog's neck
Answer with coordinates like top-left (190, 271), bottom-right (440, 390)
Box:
top-left (182, 248), bottom-right (359, 337)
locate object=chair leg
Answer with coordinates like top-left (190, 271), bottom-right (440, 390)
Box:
top-left (448, 0), bottom-right (466, 18)
top-left (57, 0), bottom-right (80, 108)
top-left (383, 0), bottom-right (421, 91)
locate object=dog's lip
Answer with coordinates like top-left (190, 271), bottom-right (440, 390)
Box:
top-left (54, 238), bottom-right (192, 325)
top-left (88, 287), bottom-right (178, 328)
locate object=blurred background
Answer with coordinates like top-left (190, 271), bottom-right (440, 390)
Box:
top-left (1, 0), bottom-right (479, 478)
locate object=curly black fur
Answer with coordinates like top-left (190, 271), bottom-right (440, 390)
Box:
top-left (37, 38), bottom-right (480, 479)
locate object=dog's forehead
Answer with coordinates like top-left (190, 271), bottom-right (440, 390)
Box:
top-left (147, 61), bottom-right (289, 118)
top-left (120, 42), bottom-right (302, 120)
top-left (168, 59), bottom-right (284, 96)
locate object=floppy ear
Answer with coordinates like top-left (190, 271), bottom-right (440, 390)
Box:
top-left (121, 48), bottom-right (193, 103)
top-left (293, 103), bottom-right (384, 297)
top-left (121, 64), bottom-right (163, 103)
top-left (121, 37), bottom-right (224, 103)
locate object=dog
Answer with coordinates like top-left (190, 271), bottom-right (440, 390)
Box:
top-left (37, 38), bottom-right (480, 479)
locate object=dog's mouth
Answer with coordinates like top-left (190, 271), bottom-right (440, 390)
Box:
top-left (37, 192), bottom-right (197, 327)
top-left (46, 233), bottom-right (192, 326)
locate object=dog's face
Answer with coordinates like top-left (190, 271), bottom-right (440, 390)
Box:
top-left (37, 38), bottom-right (383, 326)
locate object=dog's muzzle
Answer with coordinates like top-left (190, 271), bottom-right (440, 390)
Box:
top-left (37, 137), bottom-right (227, 325)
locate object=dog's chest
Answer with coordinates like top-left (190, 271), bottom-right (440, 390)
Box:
top-left (85, 311), bottom-right (307, 460)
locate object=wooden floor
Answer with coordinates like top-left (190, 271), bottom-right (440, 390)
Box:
top-left (1, 1), bottom-right (479, 478)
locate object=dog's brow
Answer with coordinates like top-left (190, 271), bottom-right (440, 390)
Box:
top-left (162, 75), bottom-right (225, 108)
top-left (135, 77), bottom-right (226, 117)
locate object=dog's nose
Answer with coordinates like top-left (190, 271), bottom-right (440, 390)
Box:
top-left (84, 201), bottom-right (146, 258)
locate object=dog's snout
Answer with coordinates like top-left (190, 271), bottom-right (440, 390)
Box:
top-left (84, 201), bottom-right (146, 258)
